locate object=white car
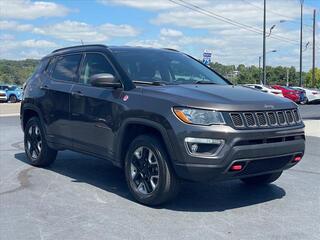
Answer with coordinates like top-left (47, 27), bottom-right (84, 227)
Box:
top-left (244, 84), bottom-right (284, 97)
top-left (291, 87), bottom-right (320, 103)
top-left (0, 90), bottom-right (8, 102)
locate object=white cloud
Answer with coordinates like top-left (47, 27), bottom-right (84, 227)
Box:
top-left (98, 0), bottom-right (176, 10)
top-left (147, 0), bottom-right (316, 70)
top-left (99, 0), bottom-right (209, 11)
top-left (33, 20), bottom-right (139, 42)
top-left (160, 28), bottom-right (183, 38)
top-left (0, 39), bottom-right (58, 59)
top-left (0, 39), bottom-right (58, 50)
top-left (0, 33), bottom-right (15, 41)
top-left (0, 0), bottom-right (70, 20)
top-left (0, 20), bottom-right (33, 32)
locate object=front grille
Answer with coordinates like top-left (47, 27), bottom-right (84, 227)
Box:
top-left (286, 111), bottom-right (294, 124)
top-left (230, 113), bottom-right (244, 127)
top-left (292, 109), bottom-right (301, 122)
top-left (229, 109), bottom-right (302, 129)
top-left (267, 112), bottom-right (277, 126)
top-left (256, 112), bottom-right (267, 126)
top-left (244, 113), bottom-right (256, 127)
top-left (277, 111), bottom-right (286, 125)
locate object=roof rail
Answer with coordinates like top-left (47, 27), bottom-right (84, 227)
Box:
top-left (162, 48), bottom-right (179, 52)
top-left (52, 44), bottom-right (107, 53)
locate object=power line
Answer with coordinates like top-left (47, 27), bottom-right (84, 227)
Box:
top-left (169, 0), bottom-right (309, 46)
top-left (241, 0), bottom-right (313, 30)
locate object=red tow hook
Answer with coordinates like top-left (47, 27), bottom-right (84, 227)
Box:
top-left (292, 154), bottom-right (303, 163)
top-left (229, 162), bottom-right (245, 172)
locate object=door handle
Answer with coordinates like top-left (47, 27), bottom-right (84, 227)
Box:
top-left (40, 85), bottom-right (49, 90)
top-left (71, 90), bottom-right (84, 96)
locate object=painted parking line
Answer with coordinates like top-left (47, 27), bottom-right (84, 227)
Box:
top-left (0, 113), bottom-right (20, 117)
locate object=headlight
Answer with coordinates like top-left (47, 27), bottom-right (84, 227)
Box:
top-left (173, 107), bottom-right (225, 125)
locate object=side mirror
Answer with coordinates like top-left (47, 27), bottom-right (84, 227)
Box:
top-left (90, 73), bottom-right (122, 88)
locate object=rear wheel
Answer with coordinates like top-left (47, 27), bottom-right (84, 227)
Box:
top-left (241, 171), bottom-right (282, 185)
top-left (9, 95), bottom-right (17, 103)
top-left (24, 117), bottom-right (57, 167)
top-left (124, 135), bottom-right (179, 206)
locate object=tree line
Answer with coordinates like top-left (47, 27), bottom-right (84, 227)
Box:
top-left (0, 59), bottom-right (318, 88)
top-left (209, 62), bottom-right (319, 88)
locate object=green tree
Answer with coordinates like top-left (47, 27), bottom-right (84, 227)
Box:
top-left (304, 68), bottom-right (320, 88)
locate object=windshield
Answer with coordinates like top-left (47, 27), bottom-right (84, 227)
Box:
top-left (112, 49), bottom-right (229, 85)
top-left (8, 86), bottom-right (17, 91)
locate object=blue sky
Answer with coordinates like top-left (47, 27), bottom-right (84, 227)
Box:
top-left (0, 0), bottom-right (319, 71)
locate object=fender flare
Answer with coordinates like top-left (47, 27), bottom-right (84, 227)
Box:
top-left (21, 103), bottom-right (46, 133)
top-left (115, 118), bottom-right (177, 167)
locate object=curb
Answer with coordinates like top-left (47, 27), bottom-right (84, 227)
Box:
top-left (0, 113), bottom-right (20, 117)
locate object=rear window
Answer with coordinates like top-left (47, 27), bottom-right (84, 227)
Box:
top-left (51, 54), bottom-right (82, 82)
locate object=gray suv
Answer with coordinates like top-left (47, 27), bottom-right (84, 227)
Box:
top-left (21, 45), bottom-right (305, 205)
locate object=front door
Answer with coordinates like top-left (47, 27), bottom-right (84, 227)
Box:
top-left (70, 52), bottom-right (121, 159)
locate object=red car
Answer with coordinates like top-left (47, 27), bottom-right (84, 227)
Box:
top-left (271, 85), bottom-right (300, 103)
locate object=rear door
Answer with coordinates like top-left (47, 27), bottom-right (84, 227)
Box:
top-left (70, 52), bottom-right (121, 159)
top-left (43, 53), bottom-right (82, 147)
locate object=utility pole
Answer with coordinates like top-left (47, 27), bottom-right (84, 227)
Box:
top-left (259, 56), bottom-right (262, 84)
top-left (286, 68), bottom-right (289, 86)
top-left (312, 9), bottom-right (316, 88)
top-left (262, 0), bottom-right (267, 85)
top-left (299, 0), bottom-right (304, 87)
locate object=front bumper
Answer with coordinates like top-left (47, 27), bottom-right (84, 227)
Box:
top-left (0, 96), bottom-right (7, 101)
top-left (169, 123), bottom-right (305, 182)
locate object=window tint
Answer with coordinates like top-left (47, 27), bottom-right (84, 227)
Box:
top-left (80, 53), bottom-right (115, 85)
top-left (51, 54), bottom-right (82, 82)
top-left (45, 57), bottom-right (56, 74)
top-left (113, 50), bottom-right (228, 85)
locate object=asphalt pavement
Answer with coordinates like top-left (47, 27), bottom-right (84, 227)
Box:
top-left (0, 112), bottom-right (320, 240)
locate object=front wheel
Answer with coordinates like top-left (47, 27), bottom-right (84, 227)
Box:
top-left (9, 95), bottom-right (17, 103)
top-left (124, 135), bottom-right (180, 206)
top-left (24, 117), bottom-right (57, 167)
top-left (241, 171), bottom-right (282, 185)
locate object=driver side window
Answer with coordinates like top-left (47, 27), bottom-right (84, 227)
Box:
top-left (80, 53), bottom-right (115, 85)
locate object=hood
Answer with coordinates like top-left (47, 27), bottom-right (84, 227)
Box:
top-left (140, 84), bottom-right (296, 111)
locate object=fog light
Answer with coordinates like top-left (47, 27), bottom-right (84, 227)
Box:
top-left (191, 144), bottom-right (198, 153)
top-left (184, 137), bottom-right (224, 157)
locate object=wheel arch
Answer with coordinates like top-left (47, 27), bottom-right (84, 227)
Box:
top-left (116, 118), bottom-right (177, 169)
top-left (21, 104), bottom-right (45, 132)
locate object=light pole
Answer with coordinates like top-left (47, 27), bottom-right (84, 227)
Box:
top-left (262, 0), bottom-right (266, 85)
top-left (299, 0), bottom-right (304, 87)
top-left (259, 50), bottom-right (277, 84)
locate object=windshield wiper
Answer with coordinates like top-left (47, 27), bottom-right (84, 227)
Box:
top-left (194, 80), bottom-right (217, 84)
top-left (133, 80), bottom-right (168, 86)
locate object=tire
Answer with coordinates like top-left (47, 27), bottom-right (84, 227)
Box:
top-left (300, 98), bottom-right (307, 105)
top-left (9, 95), bottom-right (17, 103)
top-left (124, 134), bottom-right (180, 206)
top-left (241, 171), bottom-right (282, 185)
top-left (24, 117), bottom-right (57, 167)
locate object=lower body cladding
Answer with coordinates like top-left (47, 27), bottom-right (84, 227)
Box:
top-left (170, 124), bottom-right (305, 182)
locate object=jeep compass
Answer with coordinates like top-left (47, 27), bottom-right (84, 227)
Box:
top-left (21, 45), bottom-right (305, 205)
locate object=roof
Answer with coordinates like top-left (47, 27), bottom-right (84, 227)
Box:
top-left (51, 44), bottom-right (108, 53)
top-left (45, 45), bottom-right (180, 59)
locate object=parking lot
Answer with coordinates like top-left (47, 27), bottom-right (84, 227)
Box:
top-left (0, 103), bottom-right (319, 240)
